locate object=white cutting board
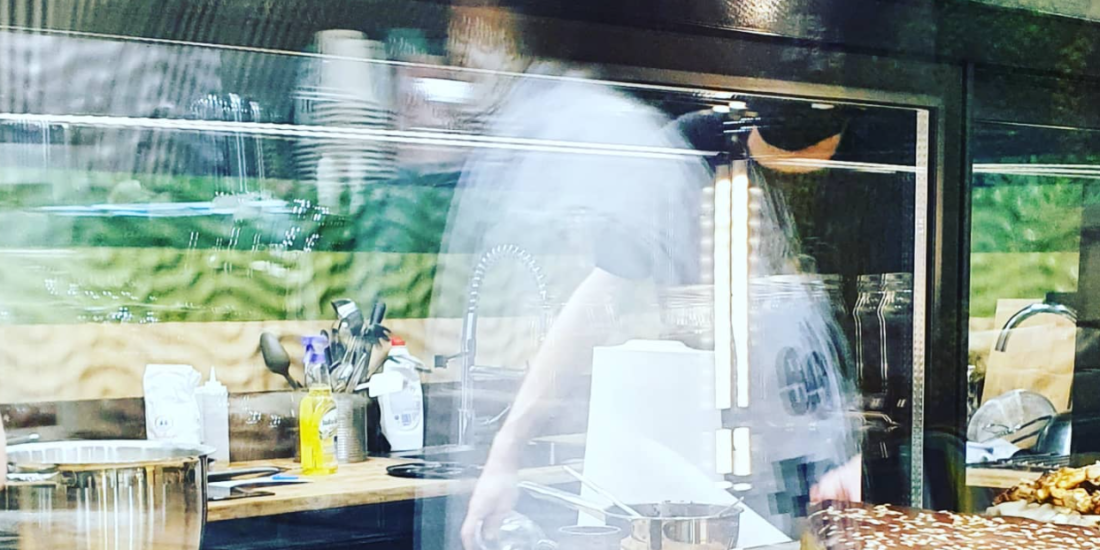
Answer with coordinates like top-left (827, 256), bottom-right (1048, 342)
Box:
top-left (580, 340), bottom-right (790, 547)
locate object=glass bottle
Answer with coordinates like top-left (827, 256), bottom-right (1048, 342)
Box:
top-left (853, 274), bottom-right (885, 410)
top-left (861, 272), bottom-right (913, 507)
top-left (880, 272), bottom-right (913, 425)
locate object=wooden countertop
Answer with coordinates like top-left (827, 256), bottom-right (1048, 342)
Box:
top-left (966, 467), bottom-right (1043, 489)
top-left (210, 460), bottom-right (1035, 521)
top-left (207, 458), bottom-right (572, 522)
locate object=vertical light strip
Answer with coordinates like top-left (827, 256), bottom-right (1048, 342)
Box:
top-left (910, 110), bottom-right (930, 508)
top-left (716, 429), bottom-right (734, 475)
top-left (733, 427), bottom-right (752, 477)
top-left (731, 162), bottom-right (751, 409)
top-left (713, 166), bottom-right (734, 410)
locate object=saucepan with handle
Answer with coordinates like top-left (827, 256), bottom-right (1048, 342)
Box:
top-left (516, 481), bottom-right (742, 550)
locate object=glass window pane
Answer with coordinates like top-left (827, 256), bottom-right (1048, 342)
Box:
top-left (0, 4), bottom-right (936, 550)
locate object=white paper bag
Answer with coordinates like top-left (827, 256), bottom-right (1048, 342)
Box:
top-left (143, 364), bottom-right (202, 445)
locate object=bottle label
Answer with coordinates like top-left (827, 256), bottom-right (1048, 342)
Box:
top-left (319, 407), bottom-right (338, 440)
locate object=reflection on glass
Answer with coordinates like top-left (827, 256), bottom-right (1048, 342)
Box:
top-left (967, 122), bottom-right (1093, 509)
top-left (0, 5), bottom-right (929, 550)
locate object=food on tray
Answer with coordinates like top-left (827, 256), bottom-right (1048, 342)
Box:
top-left (802, 502), bottom-right (1100, 549)
top-left (987, 500), bottom-right (1100, 527)
top-left (995, 464), bottom-right (1100, 512)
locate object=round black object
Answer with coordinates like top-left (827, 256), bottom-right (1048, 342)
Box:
top-left (386, 462), bottom-right (484, 480)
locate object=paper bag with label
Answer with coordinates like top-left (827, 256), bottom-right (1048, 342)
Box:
top-left (981, 299), bottom-right (1074, 412)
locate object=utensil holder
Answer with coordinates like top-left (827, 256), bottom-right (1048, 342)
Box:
top-left (334, 394), bottom-right (369, 463)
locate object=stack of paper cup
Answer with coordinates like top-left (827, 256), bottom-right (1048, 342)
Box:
top-left (294, 30), bottom-right (397, 210)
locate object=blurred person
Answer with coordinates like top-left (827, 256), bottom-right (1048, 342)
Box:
top-left (432, 4), bottom-right (860, 548)
top-left (679, 106), bottom-right (869, 514)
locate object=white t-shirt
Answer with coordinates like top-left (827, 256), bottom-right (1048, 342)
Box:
top-left (429, 64), bottom-right (854, 540)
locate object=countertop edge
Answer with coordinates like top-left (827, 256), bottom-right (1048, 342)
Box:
top-left (207, 458), bottom-right (572, 522)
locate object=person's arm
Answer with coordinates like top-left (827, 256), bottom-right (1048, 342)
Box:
top-left (810, 456), bottom-right (862, 503)
top-left (493, 267), bottom-right (627, 449)
top-left (461, 267), bottom-right (631, 549)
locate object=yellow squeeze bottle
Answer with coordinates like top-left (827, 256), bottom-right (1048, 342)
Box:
top-left (299, 335), bottom-right (337, 476)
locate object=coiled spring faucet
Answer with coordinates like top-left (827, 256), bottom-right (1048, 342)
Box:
top-left (439, 244), bottom-right (551, 446)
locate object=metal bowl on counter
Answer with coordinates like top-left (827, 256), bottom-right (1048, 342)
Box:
top-left (3, 440), bottom-right (213, 550)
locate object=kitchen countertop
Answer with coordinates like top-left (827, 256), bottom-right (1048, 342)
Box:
top-left (207, 458), bottom-right (573, 522)
top-left (210, 462), bottom-right (1044, 520)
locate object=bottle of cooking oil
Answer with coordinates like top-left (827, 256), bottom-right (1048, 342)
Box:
top-left (299, 335), bottom-right (337, 476)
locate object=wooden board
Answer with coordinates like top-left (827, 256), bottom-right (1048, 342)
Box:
top-left (965, 467), bottom-right (1043, 489)
top-left (207, 458), bottom-right (574, 522)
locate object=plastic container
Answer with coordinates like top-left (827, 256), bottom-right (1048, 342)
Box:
top-left (198, 367), bottom-right (231, 466)
top-left (379, 336), bottom-right (424, 451)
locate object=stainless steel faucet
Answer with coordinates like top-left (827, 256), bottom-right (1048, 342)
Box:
top-left (441, 244), bottom-right (551, 446)
top-left (995, 302), bottom-right (1078, 352)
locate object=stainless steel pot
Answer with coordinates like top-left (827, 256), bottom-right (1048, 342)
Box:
top-left (3, 440), bottom-right (213, 550)
top-left (518, 482), bottom-right (742, 550)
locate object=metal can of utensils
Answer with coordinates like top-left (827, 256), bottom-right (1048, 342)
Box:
top-left (334, 393), bottom-right (369, 463)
